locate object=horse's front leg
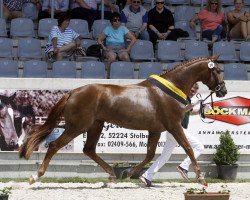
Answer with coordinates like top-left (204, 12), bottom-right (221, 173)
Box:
top-left (124, 132), bottom-right (161, 179)
top-left (171, 126), bottom-right (206, 185)
top-left (83, 120), bottom-right (115, 180)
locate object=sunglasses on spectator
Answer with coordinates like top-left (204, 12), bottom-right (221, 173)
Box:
top-left (112, 18), bottom-right (121, 22)
top-left (211, 2), bottom-right (218, 4)
top-left (156, 1), bottom-right (164, 4)
top-left (132, 1), bottom-right (141, 3)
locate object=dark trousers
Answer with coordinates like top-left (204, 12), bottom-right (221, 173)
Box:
top-left (70, 7), bottom-right (112, 30)
top-left (38, 11), bottom-right (63, 21)
top-left (148, 30), bottom-right (177, 47)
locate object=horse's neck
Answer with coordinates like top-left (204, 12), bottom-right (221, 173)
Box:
top-left (162, 61), bottom-right (208, 95)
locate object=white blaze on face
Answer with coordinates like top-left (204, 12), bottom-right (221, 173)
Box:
top-left (17, 117), bottom-right (26, 146)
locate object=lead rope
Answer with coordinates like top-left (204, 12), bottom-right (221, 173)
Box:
top-left (198, 91), bottom-right (216, 124)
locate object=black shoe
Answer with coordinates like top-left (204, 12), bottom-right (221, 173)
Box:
top-left (139, 176), bottom-right (152, 187)
top-left (47, 51), bottom-right (54, 61)
top-left (177, 166), bottom-right (189, 180)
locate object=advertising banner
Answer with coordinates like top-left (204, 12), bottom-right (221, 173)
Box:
top-left (0, 89), bottom-right (249, 154)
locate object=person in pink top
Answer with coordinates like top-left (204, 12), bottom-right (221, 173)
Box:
top-left (189, 0), bottom-right (226, 48)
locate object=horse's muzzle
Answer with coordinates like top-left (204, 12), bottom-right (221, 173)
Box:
top-left (216, 86), bottom-right (227, 97)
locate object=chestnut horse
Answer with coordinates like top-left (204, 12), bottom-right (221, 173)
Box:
top-left (19, 56), bottom-right (227, 185)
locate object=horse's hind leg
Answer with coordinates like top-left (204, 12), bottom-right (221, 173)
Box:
top-left (83, 120), bottom-right (115, 179)
top-left (30, 128), bottom-right (81, 184)
top-left (125, 132), bottom-right (161, 178)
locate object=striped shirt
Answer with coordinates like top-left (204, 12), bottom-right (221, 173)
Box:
top-left (45, 26), bottom-right (79, 53)
top-left (3, 0), bottom-right (31, 11)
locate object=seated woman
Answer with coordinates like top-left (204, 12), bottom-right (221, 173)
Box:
top-left (97, 12), bottom-right (136, 79)
top-left (190, 0), bottom-right (226, 48)
top-left (45, 12), bottom-right (86, 61)
top-left (227, 0), bottom-right (250, 40)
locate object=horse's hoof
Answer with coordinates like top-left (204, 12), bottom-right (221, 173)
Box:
top-left (29, 174), bottom-right (38, 185)
top-left (108, 175), bottom-right (117, 182)
top-left (197, 174), bottom-right (208, 187)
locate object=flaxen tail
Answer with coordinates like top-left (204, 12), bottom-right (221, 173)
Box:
top-left (19, 92), bottom-right (71, 159)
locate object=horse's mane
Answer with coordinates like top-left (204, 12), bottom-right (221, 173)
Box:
top-left (159, 57), bottom-right (214, 77)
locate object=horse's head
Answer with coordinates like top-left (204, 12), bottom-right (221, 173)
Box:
top-left (0, 95), bottom-right (19, 150)
top-left (201, 55), bottom-right (227, 97)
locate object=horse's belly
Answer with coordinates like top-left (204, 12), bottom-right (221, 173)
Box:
top-left (100, 110), bottom-right (164, 133)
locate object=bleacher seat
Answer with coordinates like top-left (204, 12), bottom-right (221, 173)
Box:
top-left (224, 63), bottom-right (248, 80)
top-left (79, 39), bottom-right (100, 61)
top-left (184, 40), bottom-right (209, 60)
top-left (0, 60), bottom-right (18, 77)
top-left (22, 2), bottom-right (38, 20)
top-left (166, 62), bottom-right (181, 70)
top-left (81, 39), bottom-right (97, 50)
top-left (221, 0), bottom-right (234, 6)
top-left (52, 61), bottom-right (77, 78)
top-left (0, 18), bottom-right (7, 37)
top-left (157, 40), bottom-right (183, 61)
top-left (240, 42), bottom-right (250, 62)
top-left (10, 18), bottom-right (35, 38)
top-left (23, 60), bottom-right (48, 78)
top-left (166, 0), bottom-right (190, 5)
top-left (0, 38), bottom-right (13, 59)
top-left (212, 41), bottom-right (238, 62)
top-left (38, 18), bottom-right (58, 38)
top-left (91, 19), bottom-right (111, 39)
top-left (190, 0), bottom-right (206, 6)
top-left (69, 19), bottom-right (91, 39)
top-left (245, 0), bottom-right (250, 5)
top-left (81, 61), bottom-right (106, 79)
top-left (17, 38), bottom-right (42, 60)
top-left (130, 40), bottom-right (155, 61)
top-left (175, 21), bottom-right (197, 39)
top-left (110, 61), bottom-right (134, 79)
top-left (174, 5), bottom-right (196, 22)
top-left (138, 62), bottom-right (163, 79)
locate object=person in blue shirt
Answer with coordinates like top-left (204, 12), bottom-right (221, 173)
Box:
top-left (97, 12), bottom-right (136, 78)
top-left (121, 0), bottom-right (149, 40)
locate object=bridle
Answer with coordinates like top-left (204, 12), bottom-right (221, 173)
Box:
top-left (198, 60), bottom-right (225, 123)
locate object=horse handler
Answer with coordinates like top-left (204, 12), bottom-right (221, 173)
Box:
top-left (140, 83), bottom-right (211, 187)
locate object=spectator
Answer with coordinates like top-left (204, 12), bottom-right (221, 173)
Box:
top-left (45, 12), bottom-right (86, 61)
top-left (38, 0), bottom-right (69, 21)
top-left (189, 0), bottom-right (226, 48)
top-left (121, 0), bottom-right (149, 40)
top-left (70, 0), bottom-right (117, 30)
top-left (147, 0), bottom-right (177, 47)
top-left (3, 0), bottom-right (41, 21)
top-left (97, 12), bottom-right (136, 78)
top-left (227, 0), bottom-right (250, 40)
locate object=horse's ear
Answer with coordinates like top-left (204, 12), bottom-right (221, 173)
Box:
top-left (211, 54), bottom-right (220, 62)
